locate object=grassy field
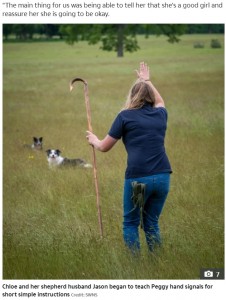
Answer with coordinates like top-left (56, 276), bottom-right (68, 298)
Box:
top-left (3, 34), bottom-right (224, 279)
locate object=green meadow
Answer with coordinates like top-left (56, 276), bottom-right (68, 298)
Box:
top-left (3, 34), bottom-right (224, 279)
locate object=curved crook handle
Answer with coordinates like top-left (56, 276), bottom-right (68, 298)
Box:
top-left (69, 77), bottom-right (92, 132)
top-left (69, 77), bottom-right (88, 91)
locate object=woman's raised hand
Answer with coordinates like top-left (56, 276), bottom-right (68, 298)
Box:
top-left (136, 62), bottom-right (150, 81)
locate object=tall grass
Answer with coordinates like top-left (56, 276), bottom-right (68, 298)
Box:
top-left (3, 34), bottom-right (224, 279)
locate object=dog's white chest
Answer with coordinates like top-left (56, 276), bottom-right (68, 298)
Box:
top-left (48, 156), bottom-right (64, 167)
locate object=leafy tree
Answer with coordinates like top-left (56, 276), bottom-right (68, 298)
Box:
top-left (60, 24), bottom-right (187, 57)
top-left (143, 24), bottom-right (187, 43)
top-left (59, 24), bottom-right (139, 57)
top-left (2, 24), bottom-right (62, 40)
top-left (3, 24), bottom-right (13, 40)
top-left (12, 24), bottom-right (37, 40)
top-left (39, 24), bottom-right (62, 39)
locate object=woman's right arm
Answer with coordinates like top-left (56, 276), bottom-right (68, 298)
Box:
top-left (136, 62), bottom-right (165, 108)
top-left (146, 80), bottom-right (165, 108)
top-left (86, 131), bottom-right (118, 152)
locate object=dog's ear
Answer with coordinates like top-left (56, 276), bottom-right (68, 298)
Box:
top-left (40, 137), bottom-right (43, 141)
top-left (33, 137), bottom-right (38, 142)
top-left (56, 149), bottom-right (61, 155)
top-left (46, 149), bottom-right (51, 155)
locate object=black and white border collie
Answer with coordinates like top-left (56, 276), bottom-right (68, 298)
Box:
top-left (24, 137), bottom-right (43, 150)
top-left (46, 149), bottom-right (92, 168)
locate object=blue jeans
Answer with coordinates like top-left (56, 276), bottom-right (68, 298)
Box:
top-left (123, 173), bottom-right (170, 252)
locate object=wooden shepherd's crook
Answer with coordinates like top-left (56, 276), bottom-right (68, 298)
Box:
top-left (70, 78), bottom-right (103, 237)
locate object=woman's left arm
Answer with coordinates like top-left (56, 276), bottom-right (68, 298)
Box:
top-left (86, 131), bottom-right (118, 152)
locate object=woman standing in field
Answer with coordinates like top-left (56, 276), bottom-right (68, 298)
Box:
top-left (86, 62), bottom-right (172, 252)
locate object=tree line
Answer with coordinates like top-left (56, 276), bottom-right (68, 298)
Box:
top-left (3, 24), bottom-right (224, 57)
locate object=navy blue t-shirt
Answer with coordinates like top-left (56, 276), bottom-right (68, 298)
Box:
top-left (108, 104), bottom-right (172, 179)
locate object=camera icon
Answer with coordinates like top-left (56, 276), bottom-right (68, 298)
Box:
top-left (201, 268), bottom-right (224, 279)
top-left (204, 270), bottom-right (214, 278)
